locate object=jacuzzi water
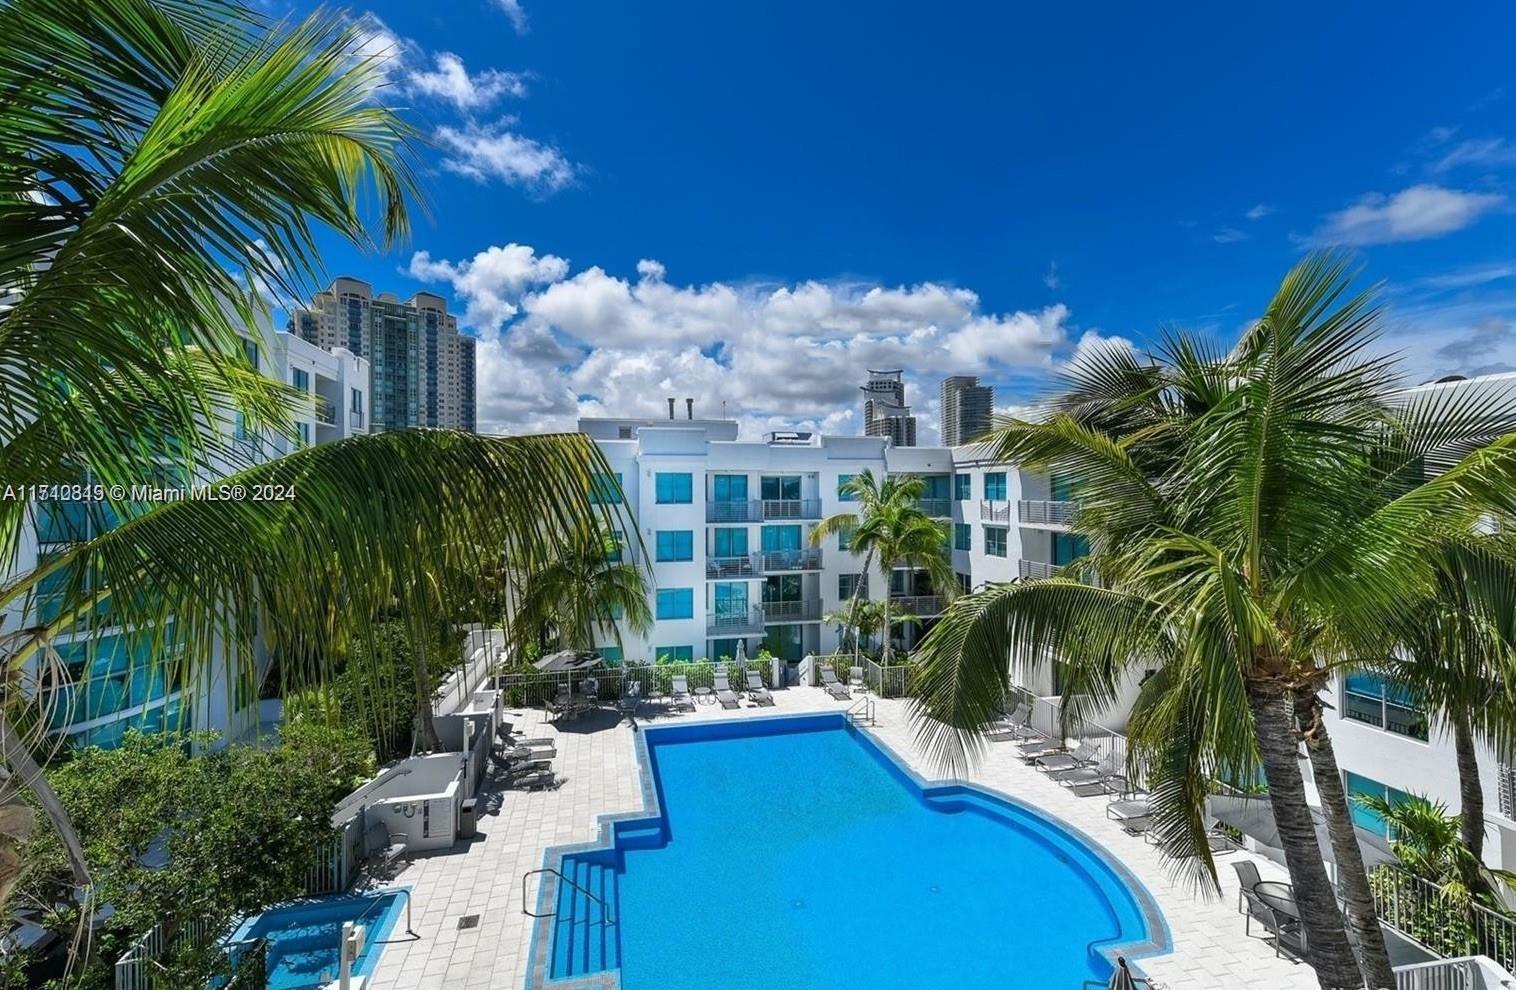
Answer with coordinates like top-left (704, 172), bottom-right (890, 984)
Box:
top-left (539, 713), bottom-right (1164, 989)
top-left (230, 890), bottom-right (405, 990)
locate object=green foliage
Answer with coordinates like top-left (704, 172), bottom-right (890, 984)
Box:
top-left (1357, 792), bottom-right (1516, 905)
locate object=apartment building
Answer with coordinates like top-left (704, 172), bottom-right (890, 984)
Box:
top-left (9, 325), bottom-right (369, 749)
top-left (579, 415), bottom-right (1072, 665)
top-left (861, 369), bottom-right (918, 447)
top-left (939, 375), bottom-right (995, 446)
top-left (288, 276), bottom-right (477, 433)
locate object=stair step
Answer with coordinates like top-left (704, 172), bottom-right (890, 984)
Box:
top-left (547, 856), bottom-right (622, 978)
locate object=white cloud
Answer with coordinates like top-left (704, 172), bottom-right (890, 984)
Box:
top-left (1245, 203), bottom-right (1274, 220)
top-left (406, 52), bottom-right (526, 110)
top-left (407, 244), bottom-right (569, 331)
top-left (350, 13), bottom-right (410, 85)
top-left (1066, 329), bottom-right (1137, 371)
top-left (407, 246), bottom-right (1091, 435)
top-left (436, 119), bottom-right (576, 191)
top-left (493, 0), bottom-right (529, 34)
top-left (1213, 226), bottom-right (1247, 244)
top-left (1432, 137), bottom-right (1516, 174)
top-left (1042, 261), bottom-right (1061, 289)
top-left (1307, 184), bottom-right (1505, 246)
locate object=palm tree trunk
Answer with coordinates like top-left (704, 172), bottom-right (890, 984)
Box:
top-left (1295, 690), bottom-right (1395, 990)
top-left (881, 596), bottom-right (893, 667)
top-left (0, 712), bottom-right (90, 913)
top-left (1248, 681), bottom-right (1363, 990)
top-left (413, 634), bottom-right (440, 753)
top-left (1452, 710), bottom-right (1486, 864)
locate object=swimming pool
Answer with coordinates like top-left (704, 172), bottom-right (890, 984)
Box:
top-left (230, 890), bottom-right (407, 990)
top-left (529, 713), bottom-right (1167, 990)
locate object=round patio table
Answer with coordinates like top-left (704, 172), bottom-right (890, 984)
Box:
top-left (1252, 880), bottom-right (1300, 920)
top-left (694, 686), bottom-right (714, 704)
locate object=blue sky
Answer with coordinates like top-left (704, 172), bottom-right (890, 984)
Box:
top-left (282, 1), bottom-right (1516, 439)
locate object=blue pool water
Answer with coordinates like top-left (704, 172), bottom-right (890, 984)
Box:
top-left (231, 891), bottom-right (405, 990)
top-left (540, 714), bottom-right (1164, 990)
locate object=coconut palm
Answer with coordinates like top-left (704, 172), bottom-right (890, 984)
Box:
top-left (1356, 792), bottom-right (1516, 904)
top-left (811, 470), bottom-right (956, 666)
top-left (911, 254), bottom-right (1516, 990)
top-left (513, 528), bottom-right (652, 656)
top-left (0, 0), bottom-right (636, 920)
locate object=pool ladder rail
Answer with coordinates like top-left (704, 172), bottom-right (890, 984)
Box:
top-left (846, 696), bottom-right (876, 726)
top-left (521, 866), bottom-right (617, 925)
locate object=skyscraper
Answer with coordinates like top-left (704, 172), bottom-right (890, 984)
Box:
top-left (289, 276), bottom-right (478, 432)
top-left (860, 369), bottom-right (917, 446)
top-left (939, 375), bottom-right (994, 446)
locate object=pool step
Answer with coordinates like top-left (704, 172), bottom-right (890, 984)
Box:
top-left (548, 856), bottom-right (621, 979)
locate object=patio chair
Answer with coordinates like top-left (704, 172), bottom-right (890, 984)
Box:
top-left (848, 666), bottom-right (866, 693)
top-left (1015, 736), bottom-right (1067, 761)
top-left (1054, 767), bottom-right (1127, 796)
top-left (712, 669), bottom-right (741, 709)
top-left (744, 669), bottom-right (774, 706)
top-left (1232, 860), bottom-right (1263, 915)
top-left (581, 676), bottom-right (600, 704)
top-left (671, 674), bottom-right (694, 711)
top-left (1242, 888), bottom-right (1307, 960)
top-left (1035, 752), bottom-right (1097, 775)
top-left (1145, 820), bottom-right (1239, 856)
top-left (1106, 795), bottom-right (1153, 836)
top-left (363, 820), bottom-right (409, 879)
top-left (986, 703), bottom-right (1034, 742)
top-left (510, 764), bottom-right (561, 790)
top-left (818, 666), bottom-right (851, 700)
top-left (619, 680), bottom-right (643, 714)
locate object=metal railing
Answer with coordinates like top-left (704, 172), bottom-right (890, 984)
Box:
top-left (522, 867), bottom-right (616, 924)
top-left (980, 499), bottom-right (1012, 523)
top-left (915, 498), bottom-right (950, 517)
top-left (1019, 559), bottom-right (1062, 580)
top-left (1393, 957), bottom-right (1481, 990)
top-left (847, 696), bottom-right (876, 726)
top-left (706, 553), bottom-right (761, 579)
top-left (1018, 499), bottom-right (1077, 526)
top-left (861, 656), bottom-right (913, 698)
top-left (761, 547), bottom-right (822, 571)
top-left (493, 660), bottom-right (776, 706)
top-left (706, 500), bottom-right (763, 523)
top-left (315, 397), bottom-right (337, 426)
top-left (706, 606), bottom-right (766, 635)
top-left (761, 498), bottom-right (821, 520)
top-left (888, 594), bottom-right (945, 616)
top-left (115, 917), bottom-right (215, 990)
top-left (1372, 865), bottom-right (1516, 975)
top-left (1498, 763), bottom-right (1516, 820)
top-left (763, 598), bottom-right (822, 622)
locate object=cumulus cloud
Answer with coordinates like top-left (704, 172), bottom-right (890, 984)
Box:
top-left (1307, 184), bottom-right (1504, 246)
top-left (435, 119), bottom-right (576, 191)
top-left (407, 245), bottom-right (1093, 435)
top-left (406, 52), bottom-right (526, 110)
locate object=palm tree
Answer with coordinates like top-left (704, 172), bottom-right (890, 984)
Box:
top-left (1357, 792), bottom-right (1516, 905)
top-left (911, 254), bottom-right (1516, 990)
top-left (513, 528), bottom-right (652, 656)
top-left (811, 470), bottom-right (956, 666)
top-left (0, 0), bottom-right (637, 918)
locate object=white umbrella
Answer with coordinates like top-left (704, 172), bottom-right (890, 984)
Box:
top-left (1207, 794), bottom-right (1397, 870)
top-left (734, 640), bottom-right (747, 664)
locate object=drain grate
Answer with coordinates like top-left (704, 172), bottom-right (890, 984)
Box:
top-left (457, 914), bottom-right (480, 931)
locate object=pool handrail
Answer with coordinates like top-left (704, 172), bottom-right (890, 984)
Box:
top-left (521, 866), bottom-right (617, 925)
top-left (353, 887), bottom-right (417, 939)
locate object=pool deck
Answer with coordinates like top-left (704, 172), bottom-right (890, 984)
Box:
top-left (364, 686), bottom-right (1318, 990)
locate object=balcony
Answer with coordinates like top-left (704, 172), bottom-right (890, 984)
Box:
top-left (1018, 559), bottom-right (1062, 580)
top-left (762, 598), bottom-right (823, 623)
top-left (979, 500), bottom-right (1011, 523)
top-left (914, 498), bottom-right (951, 518)
top-left (888, 594), bottom-right (946, 617)
top-left (706, 500), bottom-right (764, 523)
top-left (761, 498), bottom-right (822, 520)
top-left (350, 408), bottom-right (365, 431)
top-left (707, 606), bottom-right (766, 636)
top-left (315, 397), bottom-right (337, 426)
top-left (761, 547), bottom-right (823, 572)
top-left (1018, 499), bottom-right (1077, 528)
top-left (706, 554), bottom-right (761, 579)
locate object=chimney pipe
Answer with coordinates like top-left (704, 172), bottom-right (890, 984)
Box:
top-left (667, 397), bottom-right (675, 420)
top-left (686, 398), bottom-right (694, 420)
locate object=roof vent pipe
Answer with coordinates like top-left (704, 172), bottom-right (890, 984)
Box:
top-left (686, 398), bottom-right (694, 420)
top-left (667, 397), bottom-right (675, 420)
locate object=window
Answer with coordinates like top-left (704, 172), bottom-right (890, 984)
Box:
top-left (607, 529), bottom-right (625, 563)
top-left (656, 472), bottom-right (693, 503)
top-left (1343, 673), bottom-right (1428, 740)
top-left (985, 526), bottom-right (1008, 557)
top-left (597, 646), bottom-right (624, 664)
top-left (984, 472), bottom-right (1007, 501)
top-left (954, 523), bottom-right (972, 551)
top-left (712, 474), bottom-right (748, 502)
top-left (839, 573), bottom-right (868, 600)
top-left (838, 474), bottom-right (859, 501)
top-left (761, 476), bottom-right (801, 501)
top-left (656, 588), bottom-right (694, 620)
top-left (712, 528), bottom-right (748, 558)
top-left (657, 645), bottom-right (694, 662)
top-left (713, 582), bottom-right (748, 616)
top-left (956, 572), bottom-right (972, 593)
top-left (710, 639), bottom-right (743, 662)
top-left (240, 336), bottom-right (259, 371)
top-left (1345, 772), bottom-right (1412, 839)
top-left (838, 520), bottom-right (855, 552)
top-left (296, 422), bottom-right (310, 447)
top-left (350, 388), bottom-right (363, 413)
top-left (656, 530), bottom-right (694, 562)
top-left (590, 472), bottom-right (623, 504)
top-left (234, 412), bottom-right (250, 440)
top-left (1053, 533), bottom-right (1089, 566)
top-left (292, 368), bottom-right (309, 392)
top-left (954, 474), bottom-right (971, 501)
top-left (760, 525), bottom-right (801, 552)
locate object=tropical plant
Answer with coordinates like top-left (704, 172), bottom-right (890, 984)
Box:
top-left (0, 0), bottom-right (635, 922)
top-left (512, 528), bottom-right (651, 656)
top-left (824, 599), bottom-right (886, 654)
top-left (910, 254), bottom-right (1516, 990)
top-left (1356, 792), bottom-right (1516, 903)
top-left (811, 470), bottom-right (956, 666)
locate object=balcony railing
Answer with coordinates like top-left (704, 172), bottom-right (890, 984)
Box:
top-left (763, 598), bottom-right (822, 623)
top-left (1018, 499), bottom-right (1077, 527)
top-left (979, 500), bottom-right (1011, 523)
top-left (706, 500), bottom-right (764, 523)
top-left (761, 498), bottom-right (821, 520)
top-left (706, 554), bottom-right (761, 579)
top-left (349, 408), bottom-right (365, 431)
top-left (706, 607), bottom-right (766, 636)
top-left (315, 397), bottom-right (337, 426)
top-left (914, 498), bottom-right (951, 518)
top-left (761, 547), bottom-right (823, 572)
top-left (888, 594), bottom-right (945, 617)
top-left (1018, 559), bottom-right (1061, 580)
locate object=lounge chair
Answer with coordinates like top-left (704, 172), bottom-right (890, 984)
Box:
top-left (1148, 821), bottom-right (1238, 855)
top-left (1016, 736), bottom-right (1067, 761)
top-left (1035, 752), bottom-right (1097, 775)
top-left (818, 666), bottom-right (850, 700)
top-left (619, 680), bottom-right (643, 714)
top-left (510, 765), bottom-right (561, 790)
top-left (1106, 795), bottom-right (1153, 834)
top-left (363, 820), bottom-right (408, 879)
top-left (1053, 767), bottom-right (1126, 795)
top-left (744, 669), bottom-right (774, 706)
top-left (986, 703), bottom-right (1034, 742)
top-left (712, 669), bottom-right (741, 709)
top-left (671, 674), bottom-right (694, 710)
